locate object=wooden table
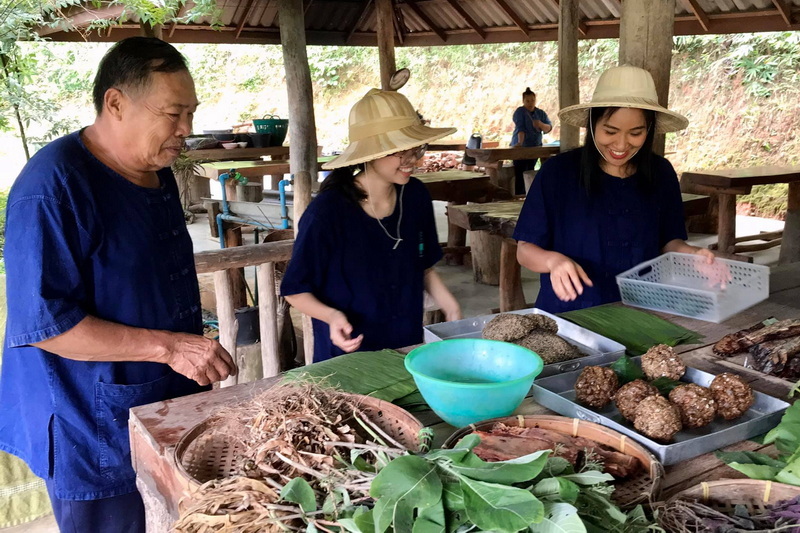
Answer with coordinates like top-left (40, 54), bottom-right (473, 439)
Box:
top-left (465, 146), bottom-right (561, 193)
top-left (427, 140), bottom-right (499, 151)
top-left (681, 165), bottom-right (800, 263)
top-left (185, 145), bottom-right (324, 162)
top-left (448, 194), bottom-right (713, 311)
top-left (200, 157), bottom-right (335, 195)
top-left (130, 266), bottom-right (800, 530)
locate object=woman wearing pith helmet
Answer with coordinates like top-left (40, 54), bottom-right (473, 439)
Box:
top-left (514, 65), bottom-right (717, 314)
top-left (281, 88), bottom-right (462, 363)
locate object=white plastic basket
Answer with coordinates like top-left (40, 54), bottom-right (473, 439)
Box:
top-left (615, 252), bottom-right (769, 323)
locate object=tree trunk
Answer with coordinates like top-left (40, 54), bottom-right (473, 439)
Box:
top-left (1, 53), bottom-right (30, 161)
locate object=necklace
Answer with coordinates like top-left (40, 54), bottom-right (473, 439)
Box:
top-left (365, 179), bottom-right (405, 250)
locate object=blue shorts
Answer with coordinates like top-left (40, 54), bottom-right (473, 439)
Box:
top-left (45, 482), bottom-right (145, 533)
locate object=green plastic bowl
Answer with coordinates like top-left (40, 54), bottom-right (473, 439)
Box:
top-left (404, 339), bottom-right (544, 427)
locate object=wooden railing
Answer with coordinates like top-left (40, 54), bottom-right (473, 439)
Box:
top-left (194, 240), bottom-right (294, 387)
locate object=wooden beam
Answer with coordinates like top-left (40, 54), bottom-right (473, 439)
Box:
top-left (559, 0), bottom-right (581, 151)
top-left (393, 3), bottom-right (406, 44)
top-left (304, 0), bottom-right (313, 14)
top-left (235, 0), bottom-right (257, 39)
top-left (194, 241), bottom-right (293, 274)
top-left (375, 0), bottom-right (397, 89)
top-left (346, 0), bottom-right (373, 45)
top-left (444, 0), bottom-right (486, 40)
top-left (494, 0), bottom-right (530, 38)
top-left (772, 0), bottom-right (793, 26)
top-left (35, 4), bottom-right (127, 36)
top-left (404, 1), bottom-right (447, 43)
top-left (168, 3), bottom-right (186, 38)
top-left (679, 0), bottom-right (711, 31)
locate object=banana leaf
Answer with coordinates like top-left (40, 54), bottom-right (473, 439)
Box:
top-left (559, 304), bottom-right (703, 355)
top-left (282, 349), bottom-right (418, 402)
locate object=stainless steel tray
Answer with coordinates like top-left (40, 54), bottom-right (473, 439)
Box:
top-left (423, 308), bottom-right (626, 378)
top-left (529, 358), bottom-right (789, 465)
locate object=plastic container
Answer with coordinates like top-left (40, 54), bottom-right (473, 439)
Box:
top-left (404, 339), bottom-right (543, 427)
top-left (615, 252), bottom-right (769, 323)
top-left (253, 115), bottom-right (289, 146)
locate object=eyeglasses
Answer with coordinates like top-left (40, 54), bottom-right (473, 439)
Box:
top-left (389, 144), bottom-right (428, 162)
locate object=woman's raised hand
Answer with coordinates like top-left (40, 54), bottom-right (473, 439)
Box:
top-left (546, 253), bottom-right (594, 302)
top-left (327, 309), bottom-right (364, 353)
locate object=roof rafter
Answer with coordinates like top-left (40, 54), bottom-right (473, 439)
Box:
top-left (393, 3), bottom-right (406, 44)
top-left (771, 0), bottom-right (793, 26)
top-left (346, 0), bottom-right (373, 44)
top-left (404, 1), bottom-right (447, 42)
top-left (494, 0), bottom-right (529, 38)
top-left (235, 0), bottom-right (258, 39)
top-left (444, 0), bottom-right (486, 40)
top-left (679, 0), bottom-right (711, 31)
top-left (548, 0), bottom-right (587, 36)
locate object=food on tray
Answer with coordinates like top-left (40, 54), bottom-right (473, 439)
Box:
top-left (633, 395), bottom-right (682, 442)
top-left (614, 379), bottom-right (659, 421)
top-left (710, 373), bottom-right (755, 420)
top-left (668, 384), bottom-right (716, 429)
top-left (750, 336), bottom-right (800, 376)
top-left (714, 318), bottom-right (800, 356)
top-left (575, 366), bottom-right (619, 408)
top-left (471, 422), bottom-right (641, 478)
top-left (641, 344), bottom-right (686, 381)
top-left (482, 312), bottom-right (582, 363)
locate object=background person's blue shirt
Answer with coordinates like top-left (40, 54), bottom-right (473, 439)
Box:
top-left (281, 177), bottom-right (442, 362)
top-left (510, 107), bottom-right (552, 147)
top-left (512, 149), bottom-right (687, 313)
top-left (0, 131), bottom-right (207, 500)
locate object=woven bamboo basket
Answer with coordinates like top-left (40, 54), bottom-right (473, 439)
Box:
top-left (443, 414), bottom-right (663, 508)
top-left (174, 393), bottom-right (427, 489)
top-left (659, 478), bottom-right (800, 530)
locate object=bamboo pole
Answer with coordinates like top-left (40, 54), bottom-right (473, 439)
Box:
top-left (558, 0), bottom-right (580, 151)
top-left (257, 262), bottom-right (281, 377)
top-left (214, 270), bottom-right (238, 387)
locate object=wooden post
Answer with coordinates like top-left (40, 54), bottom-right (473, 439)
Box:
top-left (779, 182), bottom-right (800, 264)
top-left (375, 0), bottom-right (396, 90)
top-left (224, 226), bottom-right (248, 309)
top-left (279, 0), bottom-right (318, 364)
top-left (500, 239), bottom-right (526, 312)
top-left (717, 193), bottom-right (737, 254)
top-left (619, 0), bottom-right (676, 156)
top-left (257, 262), bottom-right (281, 377)
top-left (470, 231), bottom-right (501, 285)
top-left (446, 201), bottom-right (467, 266)
top-left (558, 0), bottom-right (580, 151)
top-left (140, 22), bottom-right (163, 39)
top-left (214, 270), bottom-right (238, 387)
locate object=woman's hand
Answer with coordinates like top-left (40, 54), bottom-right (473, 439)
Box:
top-left (327, 310), bottom-right (363, 353)
top-left (692, 247), bottom-right (732, 289)
top-left (546, 253), bottom-right (594, 302)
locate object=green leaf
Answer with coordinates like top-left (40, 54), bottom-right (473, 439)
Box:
top-left (459, 475), bottom-right (544, 532)
top-left (533, 478), bottom-right (580, 504)
top-left (542, 457), bottom-right (573, 477)
top-left (337, 518), bottom-right (363, 533)
top-left (716, 450), bottom-right (786, 469)
top-left (650, 377), bottom-right (683, 395)
top-left (724, 462), bottom-right (782, 480)
top-left (609, 355), bottom-right (644, 384)
top-left (533, 503), bottom-right (586, 533)
top-left (449, 450), bottom-right (550, 484)
top-left (764, 402), bottom-right (800, 455)
top-left (442, 482), bottom-right (464, 511)
top-left (413, 501), bottom-right (446, 533)
top-left (353, 509), bottom-right (376, 533)
top-left (280, 477), bottom-right (317, 513)
top-left (560, 472), bottom-right (614, 485)
top-left (370, 455), bottom-right (443, 533)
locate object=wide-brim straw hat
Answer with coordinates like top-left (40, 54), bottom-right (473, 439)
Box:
top-left (323, 88), bottom-right (457, 169)
top-left (558, 65), bottom-right (689, 134)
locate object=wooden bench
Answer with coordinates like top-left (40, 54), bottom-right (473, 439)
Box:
top-left (465, 146), bottom-right (560, 194)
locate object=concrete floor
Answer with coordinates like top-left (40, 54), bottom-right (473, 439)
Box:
top-left (1, 205), bottom-right (784, 533)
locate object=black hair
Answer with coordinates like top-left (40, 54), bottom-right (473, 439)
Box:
top-left (578, 106), bottom-right (657, 195)
top-left (523, 87), bottom-right (535, 99)
top-left (319, 165), bottom-right (367, 205)
top-left (92, 37), bottom-right (189, 115)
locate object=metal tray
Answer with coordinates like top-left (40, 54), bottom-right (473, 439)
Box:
top-left (529, 358), bottom-right (789, 465)
top-left (423, 308), bottom-right (626, 378)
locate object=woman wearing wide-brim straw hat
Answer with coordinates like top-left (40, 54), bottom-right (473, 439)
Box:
top-left (512, 65), bottom-right (723, 314)
top-left (281, 88), bottom-right (461, 362)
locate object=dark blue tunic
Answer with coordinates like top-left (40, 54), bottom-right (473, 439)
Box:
top-left (512, 149), bottom-right (687, 314)
top-left (281, 177), bottom-right (442, 362)
top-left (0, 131), bottom-right (206, 500)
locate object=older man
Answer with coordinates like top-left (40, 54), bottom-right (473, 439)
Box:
top-left (0, 38), bottom-right (236, 532)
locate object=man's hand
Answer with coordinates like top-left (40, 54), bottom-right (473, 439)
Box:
top-left (546, 254), bottom-right (594, 302)
top-left (532, 119), bottom-right (547, 131)
top-left (164, 333), bottom-right (237, 386)
top-left (328, 310), bottom-right (363, 353)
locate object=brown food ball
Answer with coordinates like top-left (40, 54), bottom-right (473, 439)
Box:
top-left (614, 380), bottom-right (659, 421)
top-left (575, 366), bottom-right (619, 408)
top-left (669, 384), bottom-right (716, 428)
top-left (633, 395), bottom-right (683, 441)
top-left (709, 373), bottom-right (755, 420)
top-left (516, 332), bottom-right (582, 364)
top-left (524, 314), bottom-right (559, 334)
top-left (641, 344), bottom-right (686, 381)
top-left (482, 313), bottom-right (534, 342)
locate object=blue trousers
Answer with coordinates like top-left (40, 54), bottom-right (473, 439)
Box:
top-left (45, 482), bottom-right (146, 533)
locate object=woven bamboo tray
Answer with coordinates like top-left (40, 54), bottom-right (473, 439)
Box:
top-left (444, 414), bottom-right (663, 508)
top-left (174, 393), bottom-right (427, 489)
top-left (660, 478), bottom-right (800, 529)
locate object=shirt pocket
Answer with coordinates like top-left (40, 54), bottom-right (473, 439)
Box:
top-left (94, 373), bottom-right (173, 481)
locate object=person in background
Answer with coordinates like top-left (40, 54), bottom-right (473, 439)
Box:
top-left (510, 87), bottom-right (553, 194)
top-left (281, 88), bottom-right (461, 363)
top-left (0, 37), bottom-right (236, 533)
top-left (514, 65), bottom-right (718, 314)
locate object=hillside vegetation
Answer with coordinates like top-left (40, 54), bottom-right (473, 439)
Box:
top-left (5, 32), bottom-right (800, 218)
